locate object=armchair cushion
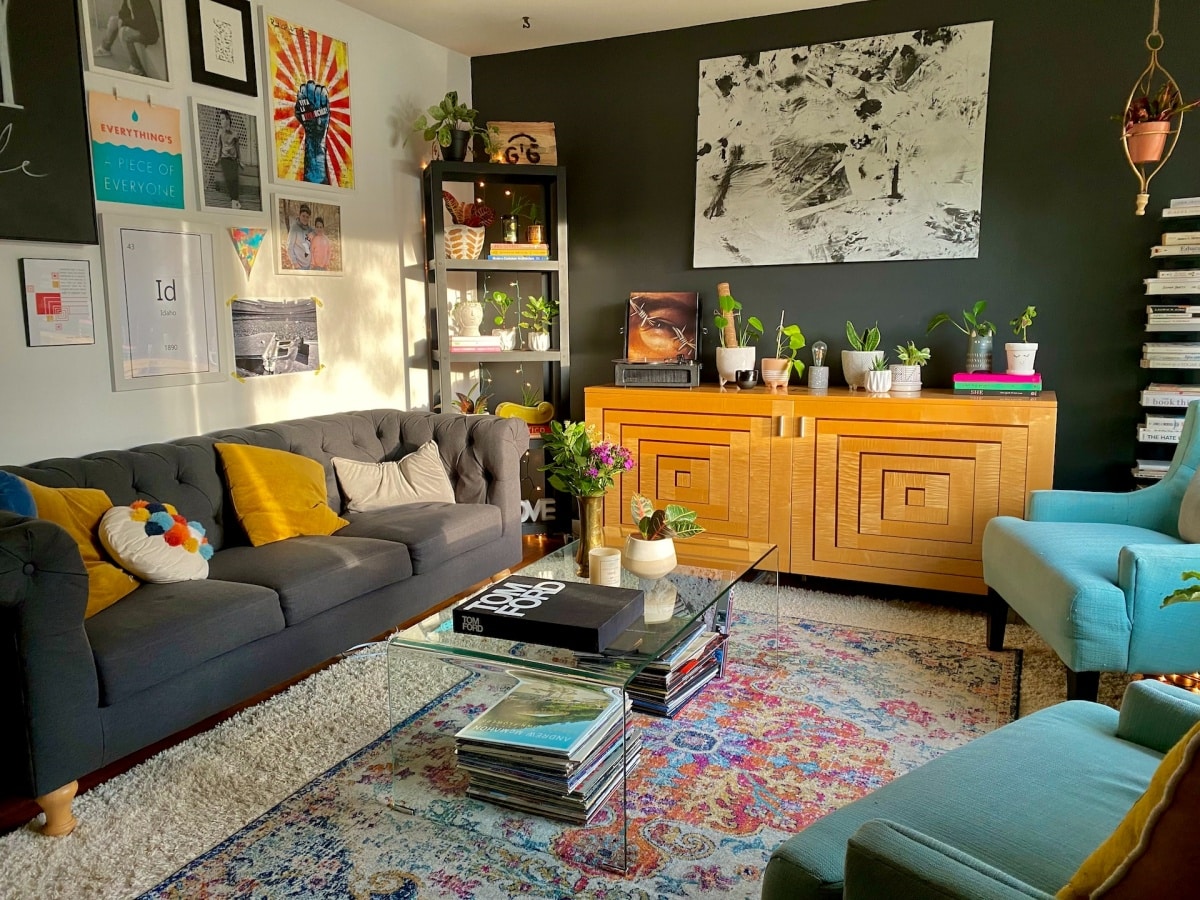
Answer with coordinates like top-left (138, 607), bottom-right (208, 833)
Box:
top-left (1117, 678), bottom-right (1200, 754)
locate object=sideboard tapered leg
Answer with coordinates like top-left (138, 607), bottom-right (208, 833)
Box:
top-left (36, 780), bottom-right (78, 836)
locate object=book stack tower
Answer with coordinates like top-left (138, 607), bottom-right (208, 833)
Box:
top-left (487, 242), bottom-right (550, 260)
top-left (449, 334), bottom-right (503, 353)
top-left (952, 372), bottom-right (1041, 397)
top-left (1135, 196), bottom-right (1200, 484)
top-left (453, 674), bottom-right (642, 825)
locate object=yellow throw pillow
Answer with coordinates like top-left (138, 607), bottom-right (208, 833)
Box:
top-left (22, 481), bottom-right (139, 618)
top-left (215, 443), bottom-right (348, 547)
top-left (1058, 719), bottom-right (1200, 898)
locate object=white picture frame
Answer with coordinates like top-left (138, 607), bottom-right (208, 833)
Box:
top-left (100, 213), bottom-right (230, 391)
top-left (80, 0), bottom-right (172, 87)
top-left (274, 194), bottom-right (343, 276)
top-left (19, 259), bottom-right (96, 347)
top-left (189, 98), bottom-right (265, 215)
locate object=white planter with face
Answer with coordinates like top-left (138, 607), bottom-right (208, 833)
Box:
top-left (1005, 342), bottom-right (1038, 375)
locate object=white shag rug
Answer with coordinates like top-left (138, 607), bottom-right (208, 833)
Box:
top-left (0, 583), bottom-right (1126, 900)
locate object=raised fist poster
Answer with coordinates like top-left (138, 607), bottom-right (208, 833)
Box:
top-left (264, 14), bottom-right (353, 190)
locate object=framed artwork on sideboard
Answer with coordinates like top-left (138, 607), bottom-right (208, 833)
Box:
top-left (625, 292), bottom-right (700, 362)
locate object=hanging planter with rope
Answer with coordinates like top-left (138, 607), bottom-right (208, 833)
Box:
top-left (1119, 0), bottom-right (1200, 215)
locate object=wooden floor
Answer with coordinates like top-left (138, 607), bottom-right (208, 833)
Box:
top-left (0, 534), bottom-right (566, 836)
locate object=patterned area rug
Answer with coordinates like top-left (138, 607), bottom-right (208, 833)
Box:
top-left (141, 611), bottom-right (1019, 899)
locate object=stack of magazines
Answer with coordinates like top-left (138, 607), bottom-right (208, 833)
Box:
top-left (454, 674), bottom-right (642, 824)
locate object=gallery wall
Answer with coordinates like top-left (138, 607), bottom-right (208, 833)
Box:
top-left (472, 0), bottom-right (1200, 490)
top-left (0, 0), bottom-right (467, 464)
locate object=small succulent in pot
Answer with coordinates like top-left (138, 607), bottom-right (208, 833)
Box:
top-left (870, 354), bottom-right (891, 371)
top-left (630, 492), bottom-right (704, 540)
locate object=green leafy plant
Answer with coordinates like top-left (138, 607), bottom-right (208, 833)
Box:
top-left (541, 421), bottom-right (634, 496)
top-left (450, 370), bottom-right (492, 414)
top-left (1124, 82), bottom-right (1200, 128)
top-left (409, 90), bottom-right (500, 157)
top-left (441, 190), bottom-right (495, 228)
top-left (870, 354), bottom-right (891, 371)
top-left (1010, 305), bottom-right (1037, 342)
top-left (630, 492), bottom-right (704, 540)
top-left (714, 294), bottom-right (763, 348)
top-left (845, 321), bottom-right (881, 351)
top-left (927, 301), bottom-right (995, 337)
top-left (487, 290), bottom-right (514, 326)
top-left (519, 295), bottom-right (559, 334)
top-left (772, 314), bottom-right (807, 378)
top-left (521, 382), bottom-right (542, 407)
top-left (508, 195), bottom-right (543, 225)
top-left (894, 342), bottom-right (932, 366)
top-left (1163, 571), bottom-right (1200, 607)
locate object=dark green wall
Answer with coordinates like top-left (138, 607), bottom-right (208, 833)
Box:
top-left (472, 0), bottom-right (1200, 490)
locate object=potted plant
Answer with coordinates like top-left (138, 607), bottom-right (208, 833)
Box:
top-left (442, 370), bottom-right (492, 415)
top-left (927, 300), bottom-right (995, 373)
top-left (761, 312), bottom-right (805, 392)
top-left (1122, 82), bottom-right (1200, 164)
top-left (623, 492), bottom-right (704, 581)
top-left (441, 191), bottom-right (495, 260)
top-left (486, 289), bottom-right (517, 350)
top-left (1006, 305), bottom-right (1038, 375)
top-left (865, 354), bottom-right (892, 393)
top-left (891, 341), bottom-right (931, 393)
top-left (713, 290), bottom-right (763, 387)
top-left (520, 295), bottom-right (559, 351)
top-left (409, 90), bottom-right (500, 162)
top-left (509, 195), bottom-right (545, 244)
top-left (842, 320), bottom-right (883, 390)
top-left (495, 384), bottom-right (555, 426)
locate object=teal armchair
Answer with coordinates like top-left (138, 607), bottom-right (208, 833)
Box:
top-left (982, 401), bottom-right (1200, 701)
top-left (762, 680), bottom-right (1200, 899)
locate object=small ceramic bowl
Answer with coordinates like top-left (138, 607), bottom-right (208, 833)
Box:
top-left (735, 369), bottom-right (759, 390)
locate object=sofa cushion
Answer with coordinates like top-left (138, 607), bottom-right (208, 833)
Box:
top-left (215, 443), bottom-right (348, 546)
top-left (762, 700), bottom-right (1160, 900)
top-left (0, 471), bottom-right (35, 516)
top-left (336, 503), bottom-right (502, 574)
top-left (100, 502), bottom-right (213, 583)
top-left (22, 481), bottom-right (140, 618)
top-left (332, 441), bottom-right (455, 512)
top-left (86, 579), bottom-right (285, 705)
top-left (207, 535), bottom-right (412, 626)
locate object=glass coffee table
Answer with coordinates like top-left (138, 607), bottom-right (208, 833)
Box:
top-left (386, 534), bottom-right (777, 873)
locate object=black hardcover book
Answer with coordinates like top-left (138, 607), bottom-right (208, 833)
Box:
top-left (452, 576), bottom-right (645, 653)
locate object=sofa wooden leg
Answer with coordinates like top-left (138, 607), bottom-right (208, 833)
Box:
top-left (1066, 670), bottom-right (1100, 703)
top-left (36, 780), bottom-right (78, 836)
top-left (489, 568), bottom-right (512, 582)
top-left (985, 589), bottom-right (1009, 651)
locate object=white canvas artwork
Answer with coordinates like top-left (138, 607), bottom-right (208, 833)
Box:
top-left (694, 21), bottom-right (993, 267)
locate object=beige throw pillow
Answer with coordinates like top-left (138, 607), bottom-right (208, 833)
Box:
top-left (1178, 468), bottom-right (1200, 543)
top-left (332, 442), bottom-right (456, 513)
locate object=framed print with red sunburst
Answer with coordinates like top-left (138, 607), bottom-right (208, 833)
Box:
top-left (262, 12), bottom-right (353, 190)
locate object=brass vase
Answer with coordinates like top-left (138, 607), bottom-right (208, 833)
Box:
top-left (575, 494), bottom-right (604, 576)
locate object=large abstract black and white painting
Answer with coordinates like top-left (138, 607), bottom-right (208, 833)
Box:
top-left (694, 22), bottom-right (993, 267)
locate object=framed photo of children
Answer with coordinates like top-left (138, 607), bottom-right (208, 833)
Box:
top-left (191, 100), bottom-right (263, 214)
top-left (274, 195), bottom-right (342, 275)
top-left (185, 0), bottom-right (258, 97)
top-left (80, 0), bottom-right (171, 86)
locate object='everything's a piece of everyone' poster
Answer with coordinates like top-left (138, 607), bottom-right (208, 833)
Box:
top-left (89, 92), bottom-right (184, 209)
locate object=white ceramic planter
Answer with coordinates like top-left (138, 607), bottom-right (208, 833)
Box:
top-left (622, 535), bottom-right (677, 580)
top-left (865, 369), bottom-right (892, 393)
top-left (1005, 342), bottom-right (1038, 375)
top-left (760, 357), bottom-right (791, 392)
top-left (716, 346), bottom-right (756, 388)
top-left (643, 580), bottom-right (679, 624)
top-left (492, 327), bottom-right (518, 350)
top-left (889, 364), bottom-right (922, 393)
top-left (842, 350), bottom-right (884, 390)
top-left (528, 331), bottom-right (551, 351)
top-left (444, 224), bottom-right (485, 259)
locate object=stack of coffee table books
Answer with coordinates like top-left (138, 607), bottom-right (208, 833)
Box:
top-left (453, 673), bottom-right (642, 824)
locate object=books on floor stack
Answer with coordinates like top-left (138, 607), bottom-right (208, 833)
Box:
top-left (1146, 302), bottom-right (1200, 331)
top-left (1162, 197), bottom-right (1200, 219)
top-left (1140, 383), bottom-right (1200, 407)
top-left (1138, 412), bottom-right (1185, 444)
top-left (1142, 343), bottom-right (1200, 369)
top-left (488, 242), bottom-right (550, 260)
top-left (1132, 458), bottom-right (1172, 480)
top-left (453, 674), bottom-right (642, 824)
top-left (450, 334), bottom-right (504, 353)
top-left (952, 372), bottom-right (1042, 396)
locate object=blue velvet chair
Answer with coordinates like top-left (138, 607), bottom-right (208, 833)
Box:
top-left (982, 401), bottom-right (1200, 701)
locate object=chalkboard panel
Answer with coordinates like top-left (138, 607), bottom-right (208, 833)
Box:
top-left (0, 0), bottom-right (99, 244)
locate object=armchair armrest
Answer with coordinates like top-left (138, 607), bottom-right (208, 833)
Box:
top-left (1029, 482), bottom-right (1181, 533)
top-left (845, 820), bottom-right (1054, 900)
top-left (1117, 543), bottom-right (1200, 676)
top-left (0, 511), bottom-right (105, 798)
top-left (1116, 679), bottom-right (1200, 754)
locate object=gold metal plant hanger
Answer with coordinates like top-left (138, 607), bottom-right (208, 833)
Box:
top-left (1122, 0), bottom-right (1185, 216)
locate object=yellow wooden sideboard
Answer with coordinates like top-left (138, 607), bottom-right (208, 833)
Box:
top-left (585, 385), bottom-right (1057, 594)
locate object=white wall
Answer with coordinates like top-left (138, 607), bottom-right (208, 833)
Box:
top-left (0, 0), bottom-right (468, 464)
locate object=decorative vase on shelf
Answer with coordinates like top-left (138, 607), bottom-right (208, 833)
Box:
top-left (716, 346), bottom-right (756, 388)
top-left (575, 494), bottom-right (605, 577)
top-left (889, 364), bottom-right (922, 393)
top-left (1005, 342), bottom-right (1039, 375)
top-left (500, 215), bottom-right (519, 243)
top-left (621, 535), bottom-right (677, 580)
top-left (842, 350), bottom-right (883, 389)
top-left (443, 128), bottom-right (470, 162)
top-left (1126, 121), bottom-right (1171, 165)
top-left (525, 224), bottom-right (545, 244)
top-left (965, 334), bottom-right (993, 373)
top-left (865, 369), bottom-right (892, 393)
top-left (760, 357), bottom-right (790, 392)
top-left (445, 224), bottom-right (485, 260)
top-left (528, 330), bottom-right (551, 351)
top-left (492, 326), bottom-right (518, 350)
top-left (452, 296), bottom-right (484, 336)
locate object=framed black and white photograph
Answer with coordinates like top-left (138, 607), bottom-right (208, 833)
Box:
top-left (19, 259), bottom-right (96, 347)
top-left (190, 99), bottom-right (263, 214)
top-left (186, 0), bottom-right (257, 97)
top-left (275, 195), bottom-right (343, 275)
top-left (231, 297), bottom-right (321, 378)
top-left (100, 214), bottom-right (229, 391)
top-left (81, 0), bottom-right (171, 87)
top-left (0, 0), bottom-right (98, 243)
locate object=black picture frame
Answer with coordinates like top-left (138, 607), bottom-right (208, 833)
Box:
top-left (624, 292), bottom-right (701, 363)
top-left (185, 0), bottom-right (258, 97)
top-left (0, 0), bottom-right (98, 244)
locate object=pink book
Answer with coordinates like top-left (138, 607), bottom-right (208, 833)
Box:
top-left (952, 372), bottom-right (1041, 383)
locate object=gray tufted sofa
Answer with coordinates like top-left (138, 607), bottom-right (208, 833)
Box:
top-left (0, 409), bottom-right (528, 833)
